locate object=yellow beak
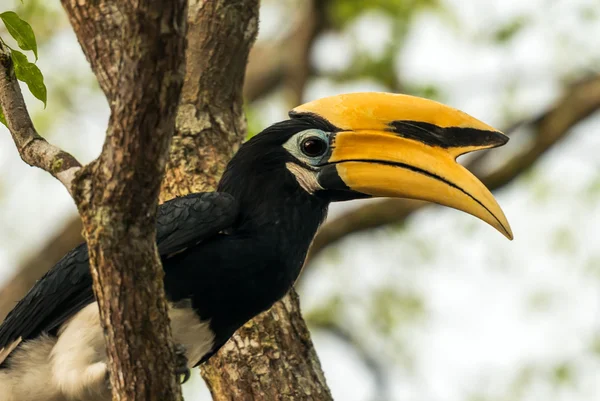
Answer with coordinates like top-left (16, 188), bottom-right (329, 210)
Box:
top-left (292, 92), bottom-right (513, 239)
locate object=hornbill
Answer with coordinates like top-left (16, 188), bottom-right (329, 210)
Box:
top-left (0, 92), bottom-right (512, 401)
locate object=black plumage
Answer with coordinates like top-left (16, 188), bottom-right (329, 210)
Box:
top-left (0, 92), bottom-right (512, 401)
top-left (0, 116), bottom-right (331, 367)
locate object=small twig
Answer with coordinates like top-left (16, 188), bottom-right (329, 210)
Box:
top-left (0, 42), bottom-right (81, 196)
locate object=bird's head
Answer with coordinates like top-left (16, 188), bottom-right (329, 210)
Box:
top-left (220, 92), bottom-right (512, 239)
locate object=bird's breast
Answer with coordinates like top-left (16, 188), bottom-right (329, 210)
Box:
top-left (168, 300), bottom-right (215, 366)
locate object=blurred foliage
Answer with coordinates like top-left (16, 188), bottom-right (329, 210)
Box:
top-left (580, 5), bottom-right (598, 21)
top-left (398, 233), bottom-right (436, 264)
top-left (551, 227), bottom-right (577, 254)
top-left (591, 335), bottom-right (600, 356)
top-left (323, 0), bottom-right (443, 95)
top-left (329, 47), bottom-right (402, 91)
top-left (244, 105), bottom-right (263, 140)
top-left (584, 175), bottom-right (600, 201)
top-left (585, 255), bottom-right (600, 279)
top-left (404, 83), bottom-right (443, 100)
top-left (526, 290), bottom-right (554, 311)
top-left (6, 0), bottom-right (63, 45)
top-left (370, 288), bottom-right (425, 334)
top-left (304, 295), bottom-right (343, 327)
top-left (492, 16), bottom-right (529, 44)
top-left (552, 362), bottom-right (573, 386)
top-left (327, 0), bottom-right (439, 29)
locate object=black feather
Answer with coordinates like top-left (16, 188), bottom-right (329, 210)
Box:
top-left (0, 192), bottom-right (238, 354)
top-left (0, 116), bottom-right (335, 367)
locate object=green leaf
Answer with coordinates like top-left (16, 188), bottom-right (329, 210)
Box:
top-left (10, 49), bottom-right (47, 106)
top-left (0, 106), bottom-right (6, 127)
top-left (493, 16), bottom-right (528, 43)
top-left (0, 11), bottom-right (38, 60)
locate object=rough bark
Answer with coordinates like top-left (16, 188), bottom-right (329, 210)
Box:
top-left (62, 1), bottom-right (188, 400)
top-left (2, 0), bottom-right (188, 399)
top-left (203, 291), bottom-right (331, 401)
top-left (160, 0), bottom-right (258, 201)
top-left (197, 110), bottom-right (333, 401)
top-left (60, 1), bottom-right (125, 101)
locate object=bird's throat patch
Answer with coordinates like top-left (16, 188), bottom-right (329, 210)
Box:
top-left (286, 162), bottom-right (323, 194)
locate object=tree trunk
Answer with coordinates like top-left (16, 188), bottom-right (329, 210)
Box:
top-left (160, 0), bottom-right (258, 202)
top-left (202, 291), bottom-right (331, 400)
top-left (63, 0), bottom-right (188, 400)
top-left (159, 1), bottom-right (333, 400)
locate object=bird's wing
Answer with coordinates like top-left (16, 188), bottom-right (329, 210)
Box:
top-left (0, 192), bottom-right (238, 355)
top-left (0, 243), bottom-right (93, 361)
top-left (156, 192), bottom-right (238, 256)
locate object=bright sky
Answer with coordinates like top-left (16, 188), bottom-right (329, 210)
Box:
top-left (1, 1), bottom-right (599, 400)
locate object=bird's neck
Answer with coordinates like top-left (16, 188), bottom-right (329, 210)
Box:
top-left (219, 168), bottom-right (329, 278)
top-left (204, 167), bottom-right (328, 335)
top-left (236, 186), bottom-right (327, 260)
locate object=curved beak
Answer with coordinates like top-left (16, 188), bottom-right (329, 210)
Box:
top-left (292, 92), bottom-right (513, 239)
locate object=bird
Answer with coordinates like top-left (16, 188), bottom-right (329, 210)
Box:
top-left (0, 92), bottom-right (512, 401)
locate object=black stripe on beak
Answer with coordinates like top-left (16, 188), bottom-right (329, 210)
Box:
top-left (388, 121), bottom-right (508, 149)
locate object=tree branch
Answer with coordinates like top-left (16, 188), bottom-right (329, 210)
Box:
top-left (475, 75), bottom-right (600, 188)
top-left (160, 0), bottom-right (260, 200)
top-left (60, 1), bottom-right (124, 100)
top-left (0, 42), bottom-right (81, 196)
top-left (308, 74), bottom-right (600, 260)
top-left (244, 0), bottom-right (328, 105)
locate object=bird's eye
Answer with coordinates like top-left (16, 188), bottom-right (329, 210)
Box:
top-left (300, 137), bottom-right (328, 157)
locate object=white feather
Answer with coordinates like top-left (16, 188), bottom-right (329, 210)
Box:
top-left (0, 300), bottom-right (214, 401)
